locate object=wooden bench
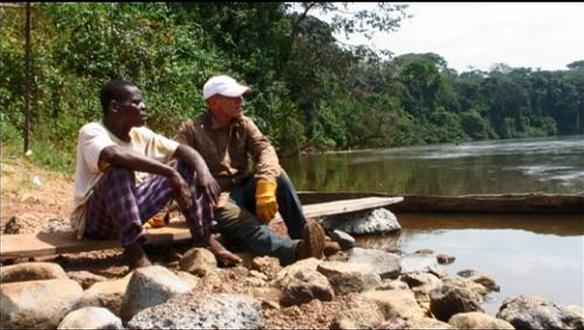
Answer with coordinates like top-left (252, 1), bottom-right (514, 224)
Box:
top-left (0, 197), bottom-right (403, 259)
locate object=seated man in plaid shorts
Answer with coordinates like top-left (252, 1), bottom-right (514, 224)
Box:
top-left (70, 80), bottom-right (242, 269)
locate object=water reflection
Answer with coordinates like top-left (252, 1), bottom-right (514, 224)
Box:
top-left (282, 135), bottom-right (584, 195)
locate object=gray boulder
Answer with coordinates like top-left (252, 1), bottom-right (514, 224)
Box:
top-left (120, 265), bottom-right (190, 322)
top-left (329, 229), bottom-right (356, 250)
top-left (496, 295), bottom-right (584, 329)
top-left (324, 208), bottom-right (401, 234)
top-left (127, 293), bottom-right (263, 329)
top-left (0, 279), bottom-right (83, 329)
top-left (317, 261), bottom-right (381, 295)
top-left (429, 284), bottom-right (484, 322)
top-left (58, 307), bottom-right (123, 329)
top-left (1, 262), bottom-right (68, 283)
top-left (75, 275), bottom-right (131, 316)
top-left (399, 252), bottom-right (439, 274)
top-left (348, 247), bottom-right (401, 279)
top-left (280, 269), bottom-right (334, 306)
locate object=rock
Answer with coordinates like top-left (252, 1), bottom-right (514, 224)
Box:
top-left (565, 305), bottom-right (584, 318)
top-left (127, 293), bottom-right (263, 329)
top-left (280, 269), bottom-right (334, 306)
top-left (471, 273), bottom-right (500, 292)
top-left (399, 252), bottom-right (439, 274)
top-left (249, 287), bottom-right (282, 308)
top-left (375, 317), bottom-right (452, 329)
top-left (437, 254), bottom-right (455, 265)
top-left (448, 312), bottom-right (514, 329)
top-left (175, 271), bottom-right (199, 289)
top-left (58, 307), bottom-right (123, 329)
top-left (347, 247), bottom-right (401, 279)
top-left (442, 276), bottom-right (488, 298)
top-left (251, 256), bottom-right (282, 280)
top-left (457, 268), bottom-right (476, 278)
top-left (415, 248), bottom-right (434, 254)
top-left (361, 289), bottom-right (426, 320)
top-left (429, 284), bottom-right (484, 322)
top-left (400, 272), bottom-right (442, 293)
top-left (323, 208), bottom-right (401, 234)
top-left (329, 229), bottom-right (356, 250)
top-left (76, 276), bottom-right (131, 316)
top-left (272, 257), bottom-right (322, 288)
top-left (0, 279), bottom-right (84, 329)
top-left (330, 297), bottom-right (384, 329)
top-left (317, 261), bottom-right (382, 295)
top-left (3, 213), bottom-right (71, 234)
top-left (66, 271), bottom-right (107, 289)
top-left (243, 276), bottom-right (269, 288)
top-left (179, 247), bottom-right (217, 276)
top-left (1, 262), bottom-right (68, 283)
top-left (496, 295), bottom-right (584, 329)
top-left (249, 269), bottom-right (269, 281)
top-left (120, 265), bottom-right (191, 322)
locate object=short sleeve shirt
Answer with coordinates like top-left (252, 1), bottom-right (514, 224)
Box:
top-left (70, 121), bottom-right (179, 238)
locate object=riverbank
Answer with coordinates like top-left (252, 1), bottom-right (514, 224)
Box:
top-left (2, 156), bottom-right (583, 328)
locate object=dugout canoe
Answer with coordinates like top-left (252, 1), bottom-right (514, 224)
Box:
top-left (298, 191), bottom-right (584, 214)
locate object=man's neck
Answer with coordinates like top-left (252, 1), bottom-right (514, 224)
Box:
top-left (104, 117), bottom-right (131, 141)
top-left (208, 111), bottom-right (232, 129)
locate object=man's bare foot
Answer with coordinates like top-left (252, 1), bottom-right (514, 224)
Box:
top-left (125, 242), bottom-right (152, 270)
top-left (207, 236), bottom-right (242, 267)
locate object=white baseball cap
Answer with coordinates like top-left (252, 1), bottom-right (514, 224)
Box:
top-left (203, 75), bottom-right (250, 100)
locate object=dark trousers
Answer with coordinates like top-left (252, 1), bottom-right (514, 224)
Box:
top-left (213, 171), bottom-right (306, 265)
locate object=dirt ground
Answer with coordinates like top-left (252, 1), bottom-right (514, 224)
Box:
top-left (1, 156), bottom-right (74, 228)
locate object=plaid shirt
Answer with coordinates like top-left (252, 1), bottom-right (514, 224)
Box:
top-left (175, 111), bottom-right (281, 207)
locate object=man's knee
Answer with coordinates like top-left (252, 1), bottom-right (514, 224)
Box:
top-left (275, 170), bottom-right (295, 189)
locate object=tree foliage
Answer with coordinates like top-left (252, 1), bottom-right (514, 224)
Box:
top-left (1, 3), bottom-right (582, 172)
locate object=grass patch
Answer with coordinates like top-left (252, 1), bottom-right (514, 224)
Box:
top-left (2, 138), bottom-right (75, 175)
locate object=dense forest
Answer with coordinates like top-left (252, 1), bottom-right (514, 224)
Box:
top-left (1, 3), bottom-right (583, 172)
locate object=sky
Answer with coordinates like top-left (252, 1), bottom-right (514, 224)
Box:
top-left (316, 2), bottom-right (584, 73)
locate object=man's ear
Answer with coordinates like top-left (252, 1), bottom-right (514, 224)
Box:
top-left (109, 100), bottom-right (119, 114)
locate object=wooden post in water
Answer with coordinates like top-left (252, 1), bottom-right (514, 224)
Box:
top-left (23, 2), bottom-right (32, 154)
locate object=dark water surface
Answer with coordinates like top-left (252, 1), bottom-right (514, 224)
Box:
top-left (281, 136), bottom-right (584, 313)
top-left (282, 135), bottom-right (584, 195)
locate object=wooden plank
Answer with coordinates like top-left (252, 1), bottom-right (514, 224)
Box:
top-left (303, 197), bottom-right (403, 218)
top-left (0, 196), bottom-right (403, 259)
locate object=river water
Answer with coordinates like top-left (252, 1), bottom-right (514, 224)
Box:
top-left (281, 135), bottom-right (584, 314)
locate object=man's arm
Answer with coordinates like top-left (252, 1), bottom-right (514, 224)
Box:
top-left (245, 118), bottom-right (281, 180)
top-left (174, 144), bottom-right (220, 205)
top-left (99, 145), bottom-right (192, 209)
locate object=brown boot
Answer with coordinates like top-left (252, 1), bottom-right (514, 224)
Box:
top-left (295, 220), bottom-right (326, 261)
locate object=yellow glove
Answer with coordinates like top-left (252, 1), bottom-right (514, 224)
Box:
top-left (255, 179), bottom-right (278, 223)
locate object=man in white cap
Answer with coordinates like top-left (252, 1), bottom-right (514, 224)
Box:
top-left (175, 75), bottom-right (330, 265)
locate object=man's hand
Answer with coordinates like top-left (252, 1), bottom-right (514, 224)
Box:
top-left (255, 179), bottom-right (278, 223)
top-left (174, 144), bottom-right (220, 205)
top-left (196, 168), bottom-right (220, 205)
top-left (169, 171), bottom-right (192, 210)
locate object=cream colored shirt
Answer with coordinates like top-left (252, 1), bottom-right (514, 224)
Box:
top-left (70, 121), bottom-right (179, 239)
